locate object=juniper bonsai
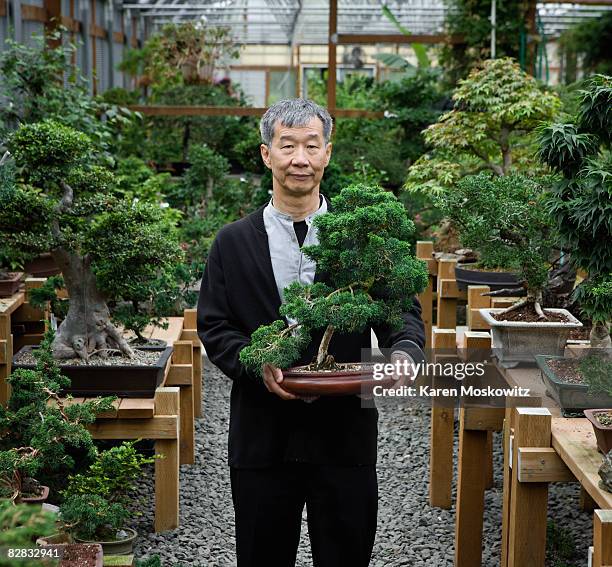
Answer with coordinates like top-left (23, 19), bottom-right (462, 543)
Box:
top-left (239, 184), bottom-right (428, 376)
top-left (0, 120), bottom-right (183, 359)
top-left (539, 74), bottom-right (612, 346)
top-left (438, 172), bottom-right (556, 319)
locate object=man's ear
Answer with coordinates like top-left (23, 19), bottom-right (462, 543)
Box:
top-left (260, 144), bottom-right (272, 170)
top-left (324, 142), bottom-right (332, 167)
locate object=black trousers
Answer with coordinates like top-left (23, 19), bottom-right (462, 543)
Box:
top-left (230, 462), bottom-right (378, 567)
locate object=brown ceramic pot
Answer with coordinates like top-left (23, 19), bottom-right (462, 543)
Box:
top-left (584, 409), bottom-right (612, 454)
top-left (0, 272), bottom-right (23, 297)
top-left (20, 484), bottom-right (50, 504)
top-left (281, 363), bottom-right (395, 396)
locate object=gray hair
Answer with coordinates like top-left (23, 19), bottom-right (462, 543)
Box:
top-left (260, 98), bottom-right (333, 147)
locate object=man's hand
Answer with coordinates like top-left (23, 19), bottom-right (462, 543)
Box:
top-left (262, 364), bottom-right (299, 400)
top-left (390, 351), bottom-right (416, 391)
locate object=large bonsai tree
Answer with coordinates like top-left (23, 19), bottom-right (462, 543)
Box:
top-left (538, 74), bottom-right (612, 346)
top-left (405, 58), bottom-right (560, 195)
top-left (239, 184), bottom-right (429, 375)
top-left (438, 172), bottom-right (555, 318)
top-left (0, 120), bottom-right (182, 359)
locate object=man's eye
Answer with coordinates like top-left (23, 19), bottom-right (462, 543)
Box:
top-left (282, 145), bottom-right (294, 149)
top-left (307, 145), bottom-right (318, 149)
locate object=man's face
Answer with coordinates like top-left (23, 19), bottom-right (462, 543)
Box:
top-left (260, 117), bottom-right (332, 197)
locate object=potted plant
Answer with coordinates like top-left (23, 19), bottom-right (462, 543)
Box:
top-left (0, 331), bottom-right (115, 504)
top-left (239, 184), bottom-right (429, 395)
top-left (584, 409), bottom-right (612, 454)
top-left (0, 249), bottom-right (24, 298)
top-left (0, 121), bottom-right (184, 397)
top-left (534, 74), bottom-right (612, 392)
top-left (438, 172), bottom-right (582, 366)
top-left (59, 440), bottom-right (156, 555)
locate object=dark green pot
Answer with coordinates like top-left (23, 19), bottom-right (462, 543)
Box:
top-left (536, 355), bottom-right (612, 411)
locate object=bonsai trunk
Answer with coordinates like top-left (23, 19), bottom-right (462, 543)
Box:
top-left (500, 290), bottom-right (549, 320)
top-left (51, 249), bottom-right (134, 360)
top-left (316, 324), bottom-right (335, 368)
top-left (590, 320), bottom-right (612, 350)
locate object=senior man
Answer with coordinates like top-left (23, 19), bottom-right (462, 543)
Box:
top-left (197, 98), bottom-right (425, 567)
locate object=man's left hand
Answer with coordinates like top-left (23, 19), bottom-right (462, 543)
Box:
top-left (389, 351), bottom-right (416, 391)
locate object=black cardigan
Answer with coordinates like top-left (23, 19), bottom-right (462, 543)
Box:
top-left (197, 201), bottom-right (425, 468)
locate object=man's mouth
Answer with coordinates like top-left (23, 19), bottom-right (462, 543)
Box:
top-left (290, 174), bottom-right (311, 179)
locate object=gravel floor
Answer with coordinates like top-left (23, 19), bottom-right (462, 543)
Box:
top-left (132, 358), bottom-right (595, 566)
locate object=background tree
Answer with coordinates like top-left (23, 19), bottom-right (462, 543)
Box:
top-left (539, 74), bottom-right (612, 346)
top-left (405, 58), bottom-right (560, 196)
top-left (0, 120), bottom-right (183, 359)
top-left (240, 184), bottom-right (428, 374)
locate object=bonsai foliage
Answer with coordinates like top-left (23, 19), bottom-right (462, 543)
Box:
top-left (60, 440), bottom-right (156, 541)
top-left (580, 352), bottom-right (612, 398)
top-left (539, 75), bottom-right (612, 346)
top-left (0, 120), bottom-right (184, 358)
top-left (438, 173), bottom-right (555, 316)
top-left (405, 58), bottom-right (560, 195)
top-left (0, 331), bottom-right (115, 501)
top-left (240, 185), bottom-right (428, 375)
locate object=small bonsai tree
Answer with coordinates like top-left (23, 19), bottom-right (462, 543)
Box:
top-left (239, 184), bottom-right (429, 375)
top-left (538, 74), bottom-right (612, 346)
top-left (405, 58), bottom-right (560, 195)
top-left (59, 440), bottom-right (156, 542)
top-left (0, 331), bottom-right (115, 501)
top-left (0, 120), bottom-right (183, 359)
top-left (438, 172), bottom-right (555, 318)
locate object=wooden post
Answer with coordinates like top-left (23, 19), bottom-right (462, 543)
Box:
top-left (327, 0), bottom-right (337, 115)
top-left (154, 387), bottom-right (180, 532)
top-left (436, 259), bottom-right (457, 329)
top-left (0, 313), bottom-right (11, 405)
top-left (44, 0), bottom-right (62, 47)
top-left (485, 431), bottom-right (494, 489)
top-left (455, 408), bottom-right (488, 567)
top-left (579, 486), bottom-right (597, 512)
top-left (182, 308), bottom-right (202, 419)
top-left (172, 340), bottom-right (194, 465)
top-left (416, 241), bottom-right (434, 350)
top-left (467, 285), bottom-right (491, 330)
top-left (506, 408), bottom-right (551, 567)
top-left (90, 0), bottom-right (97, 95)
top-left (593, 509), bottom-right (612, 567)
top-left (428, 326), bottom-right (456, 509)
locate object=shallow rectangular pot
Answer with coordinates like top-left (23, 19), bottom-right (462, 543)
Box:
top-left (0, 272), bottom-right (23, 297)
top-left (12, 345), bottom-right (173, 398)
top-left (536, 355), bottom-right (612, 411)
top-left (583, 409), bottom-right (612, 454)
top-left (480, 308), bottom-right (582, 367)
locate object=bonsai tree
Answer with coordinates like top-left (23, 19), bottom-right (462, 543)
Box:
top-left (0, 120), bottom-right (184, 359)
top-left (59, 440), bottom-right (156, 542)
top-left (538, 74), bottom-right (612, 346)
top-left (0, 331), bottom-right (115, 501)
top-left (239, 184), bottom-right (428, 375)
top-left (405, 58), bottom-right (560, 196)
top-left (438, 172), bottom-right (556, 318)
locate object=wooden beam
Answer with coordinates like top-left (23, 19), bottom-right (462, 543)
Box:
top-left (87, 416), bottom-right (178, 439)
top-left (327, 0), bottom-right (338, 115)
top-left (60, 16), bottom-right (81, 34)
top-left (593, 510), bottom-right (612, 567)
top-left (173, 340), bottom-right (194, 465)
top-left (113, 31), bottom-right (125, 44)
top-left (455, 408), bottom-right (488, 567)
top-left (0, 340), bottom-right (6, 365)
top-left (337, 33), bottom-right (464, 45)
top-left (21, 4), bottom-right (47, 22)
top-left (117, 398), bottom-right (155, 419)
top-left (90, 23), bottom-right (107, 39)
top-left (436, 259), bottom-right (457, 329)
top-left (507, 408), bottom-right (551, 567)
top-left (462, 407), bottom-right (504, 431)
top-left (44, 0), bottom-right (62, 47)
top-left (0, 0), bottom-right (6, 17)
top-left (166, 364), bottom-right (192, 386)
top-left (154, 387), bottom-right (180, 532)
top-left (517, 447), bottom-right (574, 483)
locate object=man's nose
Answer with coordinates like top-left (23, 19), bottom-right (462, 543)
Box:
top-left (291, 148), bottom-right (309, 167)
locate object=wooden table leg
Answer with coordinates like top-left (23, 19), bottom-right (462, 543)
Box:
top-left (154, 387), bottom-right (180, 532)
top-left (0, 314), bottom-right (12, 405)
top-left (593, 510), bottom-right (612, 567)
top-left (429, 404), bottom-right (454, 509)
top-left (485, 430), bottom-right (494, 489)
top-left (455, 408), bottom-right (488, 567)
top-left (172, 341), bottom-right (195, 465)
top-left (506, 408), bottom-right (551, 567)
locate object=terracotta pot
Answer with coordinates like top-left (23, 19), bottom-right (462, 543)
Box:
top-left (455, 263), bottom-right (520, 292)
top-left (0, 272), bottom-right (24, 297)
top-left (76, 527), bottom-right (137, 556)
top-left (20, 484), bottom-right (50, 504)
top-left (281, 363), bottom-right (395, 396)
top-left (13, 345), bottom-right (173, 398)
top-left (480, 308), bottom-right (582, 367)
top-left (584, 409), bottom-right (612, 454)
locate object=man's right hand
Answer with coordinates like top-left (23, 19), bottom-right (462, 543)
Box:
top-left (262, 364), bottom-right (299, 400)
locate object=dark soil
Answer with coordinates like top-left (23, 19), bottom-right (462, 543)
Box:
top-left (547, 359), bottom-right (584, 384)
top-left (493, 303), bottom-right (570, 323)
top-left (59, 544), bottom-right (101, 566)
top-left (595, 411), bottom-right (612, 427)
top-left (461, 263), bottom-right (516, 273)
top-left (14, 349), bottom-right (161, 367)
top-left (569, 326), bottom-right (591, 341)
top-left (296, 362), bottom-right (363, 373)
